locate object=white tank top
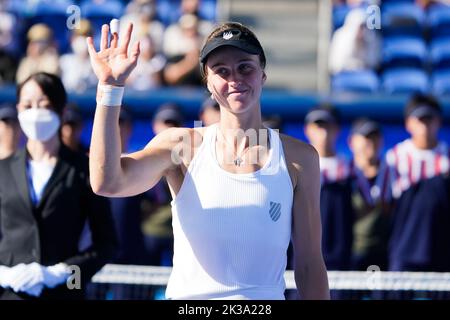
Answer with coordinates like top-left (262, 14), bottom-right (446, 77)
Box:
top-left (166, 124), bottom-right (294, 300)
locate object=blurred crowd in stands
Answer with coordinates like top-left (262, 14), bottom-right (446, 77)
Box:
top-left (0, 0), bottom-right (217, 90)
top-left (330, 0), bottom-right (450, 94)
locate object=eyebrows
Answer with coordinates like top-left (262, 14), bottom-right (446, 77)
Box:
top-left (210, 58), bottom-right (257, 69)
top-left (18, 96), bottom-right (50, 104)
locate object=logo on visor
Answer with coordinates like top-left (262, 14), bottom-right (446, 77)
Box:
top-left (223, 31), bottom-right (234, 40)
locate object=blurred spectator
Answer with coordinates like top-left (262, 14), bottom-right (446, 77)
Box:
top-left (172, 0), bottom-right (214, 36)
top-left (199, 97), bottom-right (220, 126)
top-left (16, 23), bottom-right (60, 84)
top-left (348, 118), bottom-right (390, 271)
top-left (162, 14), bottom-right (203, 85)
top-left (304, 105), bottom-right (354, 272)
top-left (120, 0), bottom-right (165, 52)
top-left (0, 103), bottom-right (20, 159)
top-left (126, 35), bottom-right (166, 91)
top-left (378, 94), bottom-right (450, 272)
top-left (163, 13), bottom-right (203, 58)
top-left (141, 103), bottom-right (185, 267)
top-left (329, 9), bottom-right (381, 75)
top-left (150, 102), bottom-right (184, 134)
top-left (0, 72), bottom-right (117, 299)
top-left (60, 19), bottom-right (97, 93)
top-left (60, 104), bottom-right (88, 154)
top-left (0, 11), bottom-right (18, 83)
top-left (417, 0), bottom-right (450, 9)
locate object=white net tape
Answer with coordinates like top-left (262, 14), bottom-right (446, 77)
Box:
top-left (91, 264), bottom-right (450, 291)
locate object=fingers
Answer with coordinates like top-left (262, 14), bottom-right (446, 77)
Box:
top-left (129, 40), bottom-right (140, 65)
top-left (100, 24), bottom-right (109, 51)
top-left (86, 36), bottom-right (97, 56)
top-left (110, 32), bottom-right (118, 49)
top-left (120, 22), bottom-right (133, 54)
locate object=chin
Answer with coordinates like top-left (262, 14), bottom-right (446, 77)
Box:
top-left (228, 100), bottom-right (253, 113)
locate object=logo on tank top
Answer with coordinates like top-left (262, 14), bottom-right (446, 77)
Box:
top-left (269, 201), bottom-right (282, 221)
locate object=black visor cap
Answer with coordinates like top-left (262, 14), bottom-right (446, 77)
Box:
top-left (200, 29), bottom-right (263, 64)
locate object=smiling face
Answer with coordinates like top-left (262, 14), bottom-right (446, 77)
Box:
top-left (204, 46), bottom-right (266, 115)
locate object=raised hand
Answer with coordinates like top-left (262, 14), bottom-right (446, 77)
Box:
top-left (86, 22), bottom-right (140, 87)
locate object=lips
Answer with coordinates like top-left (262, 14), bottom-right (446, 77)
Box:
top-left (228, 89), bottom-right (247, 95)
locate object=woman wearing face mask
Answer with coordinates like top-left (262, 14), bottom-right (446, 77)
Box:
top-left (0, 72), bottom-right (118, 300)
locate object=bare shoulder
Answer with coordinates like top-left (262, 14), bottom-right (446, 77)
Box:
top-left (141, 125), bottom-right (209, 170)
top-left (143, 126), bottom-right (207, 150)
top-left (279, 133), bottom-right (319, 189)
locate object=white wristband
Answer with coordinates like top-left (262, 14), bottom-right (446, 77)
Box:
top-left (98, 84), bottom-right (124, 107)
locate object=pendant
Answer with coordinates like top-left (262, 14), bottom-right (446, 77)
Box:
top-left (234, 157), bottom-right (243, 166)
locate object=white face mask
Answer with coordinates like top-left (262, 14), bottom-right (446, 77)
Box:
top-left (18, 108), bottom-right (60, 142)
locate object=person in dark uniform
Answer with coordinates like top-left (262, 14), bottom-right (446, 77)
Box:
top-left (348, 118), bottom-right (390, 271)
top-left (0, 72), bottom-right (117, 300)
top-left (60, 104), bottom-right (89, 154)
top-left (304, 105), bottom-right (354, 272)
top-left (378, 94), bottom-right (450, 272)
top-left (0, 103), bottom-right (21, 160)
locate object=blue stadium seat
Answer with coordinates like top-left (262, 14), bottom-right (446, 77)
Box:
top-left (331, 71), bottom-right (380, 93)
top-left (81, 0), bottom-right (124, 18)
top-left (431, 70), bottom-right (450, 95)
top-left (198, 0), bottom-right (217, 22)
top-left (155, 0), bottom-right (178, 26)
top-left (28, 0), bottom-right (76, 54)
top-left (428, 4), bottom-right (450, 39)
top-left (382, 37), bottom-right (427, 69)
top-left (381, 68), bottom-right (430, 94)
top-left (381, 3), bottom-right (425, 36)
top-left (156, 0), bottom-right (217, 26)
top-left (430, 38), bottom-right (450, 70)
top-left (332, 5), bottom-right (352, 31)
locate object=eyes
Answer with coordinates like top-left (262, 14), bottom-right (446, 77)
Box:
top-left (213, 63), bottom-right (256, 78)
top-left (18, 100), bottom-right (52, 110)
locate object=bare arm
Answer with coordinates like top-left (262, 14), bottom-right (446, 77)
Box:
top-left (87, 23), bottom-right (178, 197)
top-left (291, 144), bottom-right (330, 300)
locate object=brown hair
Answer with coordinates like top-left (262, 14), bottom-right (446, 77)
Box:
top-left (200, 22), bottom-right (266, 82)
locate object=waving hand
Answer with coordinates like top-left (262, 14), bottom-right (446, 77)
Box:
top-left (86, 22), bottom-right (140, 86)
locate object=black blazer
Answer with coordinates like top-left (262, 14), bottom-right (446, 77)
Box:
top-left (0, 145), bottom-right (118, 299)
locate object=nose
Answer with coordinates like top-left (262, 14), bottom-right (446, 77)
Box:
top-left (227, 68), bottom-right (244, 85)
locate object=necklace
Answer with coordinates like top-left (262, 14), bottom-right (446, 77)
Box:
top-left (217, 127), bottom-right (251, 167)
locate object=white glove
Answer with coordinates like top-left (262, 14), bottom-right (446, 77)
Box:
top-left (45, 263), bottom-right (71, 288)
top-left (0, 264), bottom-right (26, 288)
top-left (9, 262), bottom-right (71, 295)
top-left (0, 264), bottom-right (43, 297)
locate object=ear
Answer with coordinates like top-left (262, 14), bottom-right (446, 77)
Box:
top-left (262, 72), bottom-right (267, 84)
top-left (405, 117), bottom-right (412, 135)
top-left (304, 124), bottom-right (310, 140)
